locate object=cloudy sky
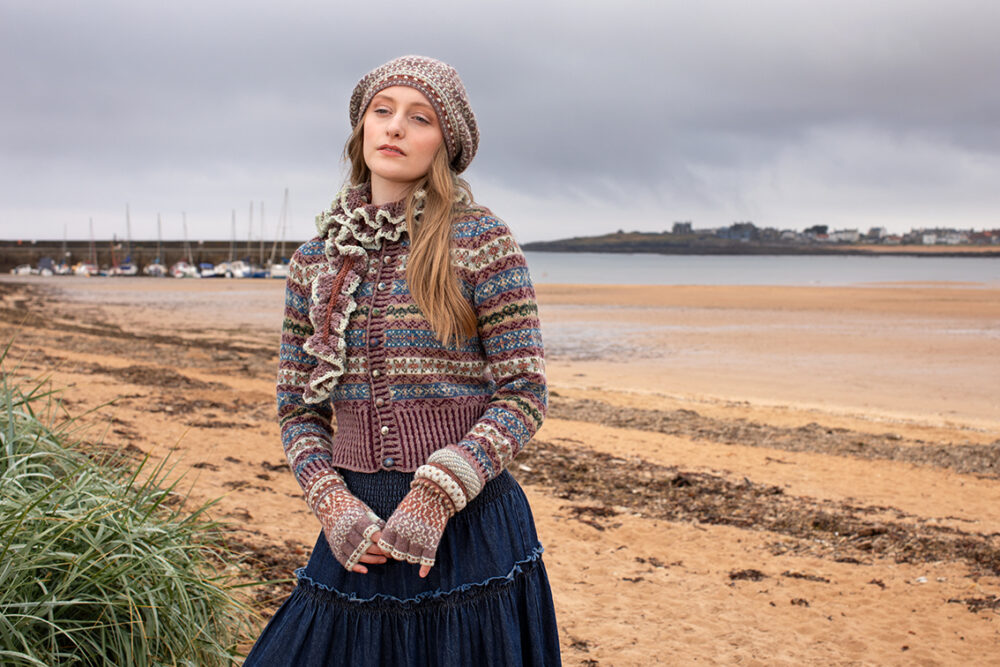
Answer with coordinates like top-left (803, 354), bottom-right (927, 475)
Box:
top-left (2, 0), bottom-right (999, 243)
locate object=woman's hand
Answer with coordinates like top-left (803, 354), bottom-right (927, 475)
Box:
top-left (351, 532), bottom-right (388, 574)
top-left (350, 533), bottom-right (432, 577)
top-left (377, 479), bottom-right (456, 578)
top-left (367, 528), bottom-right (434, 577)
top-left (313, 480), bottom-right (385, 573)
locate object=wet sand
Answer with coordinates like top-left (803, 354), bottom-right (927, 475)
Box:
top-left (1, 275), bottom-right (998, 664)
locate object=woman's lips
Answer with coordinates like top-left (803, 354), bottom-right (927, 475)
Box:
top-left (378, 144), bottom-right (405, 156)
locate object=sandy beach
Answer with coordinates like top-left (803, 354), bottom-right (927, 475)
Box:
top-left (1, 275), bottom-right (998, 665)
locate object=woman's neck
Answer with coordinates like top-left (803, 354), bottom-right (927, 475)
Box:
top-left (369, 176), bottom-right (410, 206)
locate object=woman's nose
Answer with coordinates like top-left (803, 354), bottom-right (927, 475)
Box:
top-left (386, 113), bottom-right (404, 137)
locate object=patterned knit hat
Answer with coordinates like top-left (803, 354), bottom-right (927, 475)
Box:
top-left (349, 55), bottom-right (479, 174)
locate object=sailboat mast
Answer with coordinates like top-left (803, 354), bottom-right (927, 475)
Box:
top-left (229, 210), bottom-right (236, 262)
top-left (258, 201), bottom-right (265, 266)
top-left (183, 212), bottom-right (193, 264)
top-left (156, 214), bottom-right (162, 263)
top-left (125, 203), bottom-right (133, 261)
top-left (246, 202), bottom-right (253, 261)
top-left (268, 189), bottom-right (287, 265)
top-left (88, 218), bottom-right (96, 266)
top-left (280, 187), bottom-right (289, 261)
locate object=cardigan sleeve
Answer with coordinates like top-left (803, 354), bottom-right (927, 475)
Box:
top-left (433, 213), bottom-right (547, 491)
top-left (276, 245), bottom-right (345, 510)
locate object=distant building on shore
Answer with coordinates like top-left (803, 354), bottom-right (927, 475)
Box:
top-left (829, 229), bottom-right (861, 243)
top-left (716, 222), bottom-right (759, 242)
top-left (865, 227), bottom-right (887, 242)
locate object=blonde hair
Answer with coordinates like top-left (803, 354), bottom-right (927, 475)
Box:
top-left (345, 124), bottom-right (478, 346)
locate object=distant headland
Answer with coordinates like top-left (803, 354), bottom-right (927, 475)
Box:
top-left (522, 223), bottom-right (1000, 257)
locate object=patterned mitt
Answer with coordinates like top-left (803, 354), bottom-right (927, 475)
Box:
top-left (311, 475), bottom-right (385, 572)
top-left (379, 450), bottom-right (484, 569)
top-left (377, 476), bottom-right (458, 568)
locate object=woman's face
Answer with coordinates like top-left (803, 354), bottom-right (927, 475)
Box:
top-left (362, 85), bottom-right (444, 202)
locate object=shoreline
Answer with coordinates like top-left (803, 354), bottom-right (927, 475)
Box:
top-left (521, 243), bottom-right (1000, 257)
top-left (4, 242), bottom-right (999, 275)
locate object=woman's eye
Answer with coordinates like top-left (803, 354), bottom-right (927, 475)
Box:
top-left (374, 107), bottom-right (391, 115)
top-left (413, 115), bottom-right (431, 125)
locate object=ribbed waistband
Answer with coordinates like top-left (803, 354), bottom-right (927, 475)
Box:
top-left (338, 468), bottom-right (517, 519)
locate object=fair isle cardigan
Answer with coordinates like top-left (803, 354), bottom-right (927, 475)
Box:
top-left (277, 184), bottom-right (547, 509)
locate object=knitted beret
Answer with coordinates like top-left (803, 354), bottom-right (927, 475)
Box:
top-left (349, 55), bottom-right (479, 174)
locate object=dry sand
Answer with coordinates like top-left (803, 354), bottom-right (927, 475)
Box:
top-left (1, 275), bottom-right (998, 665)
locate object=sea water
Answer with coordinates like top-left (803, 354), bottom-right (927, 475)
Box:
top-left (524, 252), bottom-right (1000, 286)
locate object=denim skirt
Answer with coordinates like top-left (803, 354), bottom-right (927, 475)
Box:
top-left (244, 469), bottom-right (561, 666)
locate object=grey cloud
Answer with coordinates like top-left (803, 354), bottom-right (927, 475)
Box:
top-left (2, 0), bottom-right (999, 241)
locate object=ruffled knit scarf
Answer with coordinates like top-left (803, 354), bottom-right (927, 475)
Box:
top-left (301, 183), bottom-right (419, 404)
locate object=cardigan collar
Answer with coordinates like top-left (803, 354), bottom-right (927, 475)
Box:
top-left (316, 182), bottom-right (418, 259)
top-left (301, 183), bottom-right (419, 405)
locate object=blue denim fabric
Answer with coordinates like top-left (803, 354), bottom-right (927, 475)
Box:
top-left (245, 470), bottom-right (561, 666)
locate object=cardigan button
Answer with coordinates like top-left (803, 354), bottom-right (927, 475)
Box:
top-left (369, 337), bottom-right (380, 348)
top-left (382, 255), bottom-right (393, 264)
top-left (377, 281), bottom-right (387, 291)
top-left (383, 457), bottom-right (394, 468)
top-left (372, 369), bottom-right (381, 378)
top-left (375, 397), bottom-right (385, 407)
top-left (371, 307), bottom-right (381, 317)
top-left (380, 426), bottom-right (390, 436)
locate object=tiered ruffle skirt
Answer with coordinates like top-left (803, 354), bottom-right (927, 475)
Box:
top-left (244, 469), bottom-right (561, 666)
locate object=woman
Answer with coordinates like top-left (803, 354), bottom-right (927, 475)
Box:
top-left (245, 55), bottom-right (561, 666)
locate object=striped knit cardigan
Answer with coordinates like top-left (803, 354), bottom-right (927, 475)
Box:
top-left (277, 184), bottom-right (547, 516)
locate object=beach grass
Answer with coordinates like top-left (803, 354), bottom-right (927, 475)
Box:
top-left (0, 343), bottom-right (257, 666)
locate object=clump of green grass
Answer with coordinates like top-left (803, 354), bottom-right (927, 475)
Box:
top-left (0, 343), bottom-right (257, 666)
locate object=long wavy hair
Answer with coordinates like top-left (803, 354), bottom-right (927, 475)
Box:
top-left (345, 122), bottom-right (478, 346)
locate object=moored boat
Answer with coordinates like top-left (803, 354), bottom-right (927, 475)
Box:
top-left (170, 261), bottom-right (199, 278)
top-left (144, 262), bottom-right (167, 277)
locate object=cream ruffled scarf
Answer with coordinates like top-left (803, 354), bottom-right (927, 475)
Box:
top-left (301, 183), bottom-right (416, 404)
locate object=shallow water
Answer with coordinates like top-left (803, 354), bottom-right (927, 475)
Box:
top-left (525, 252), bottom-right (1000, 286)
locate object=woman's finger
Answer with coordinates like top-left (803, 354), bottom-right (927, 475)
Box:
top-left (419, 564), bottom-right (431, 578)
top-left (351, 564), bottom-right (368, 574)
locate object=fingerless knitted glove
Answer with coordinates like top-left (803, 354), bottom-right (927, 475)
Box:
top-left (377, 449), bottom-right (487, 567)
top-left (377, 477), bottom-right (458, 568)
top-left (311, 474), bottom-right (385, 571)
